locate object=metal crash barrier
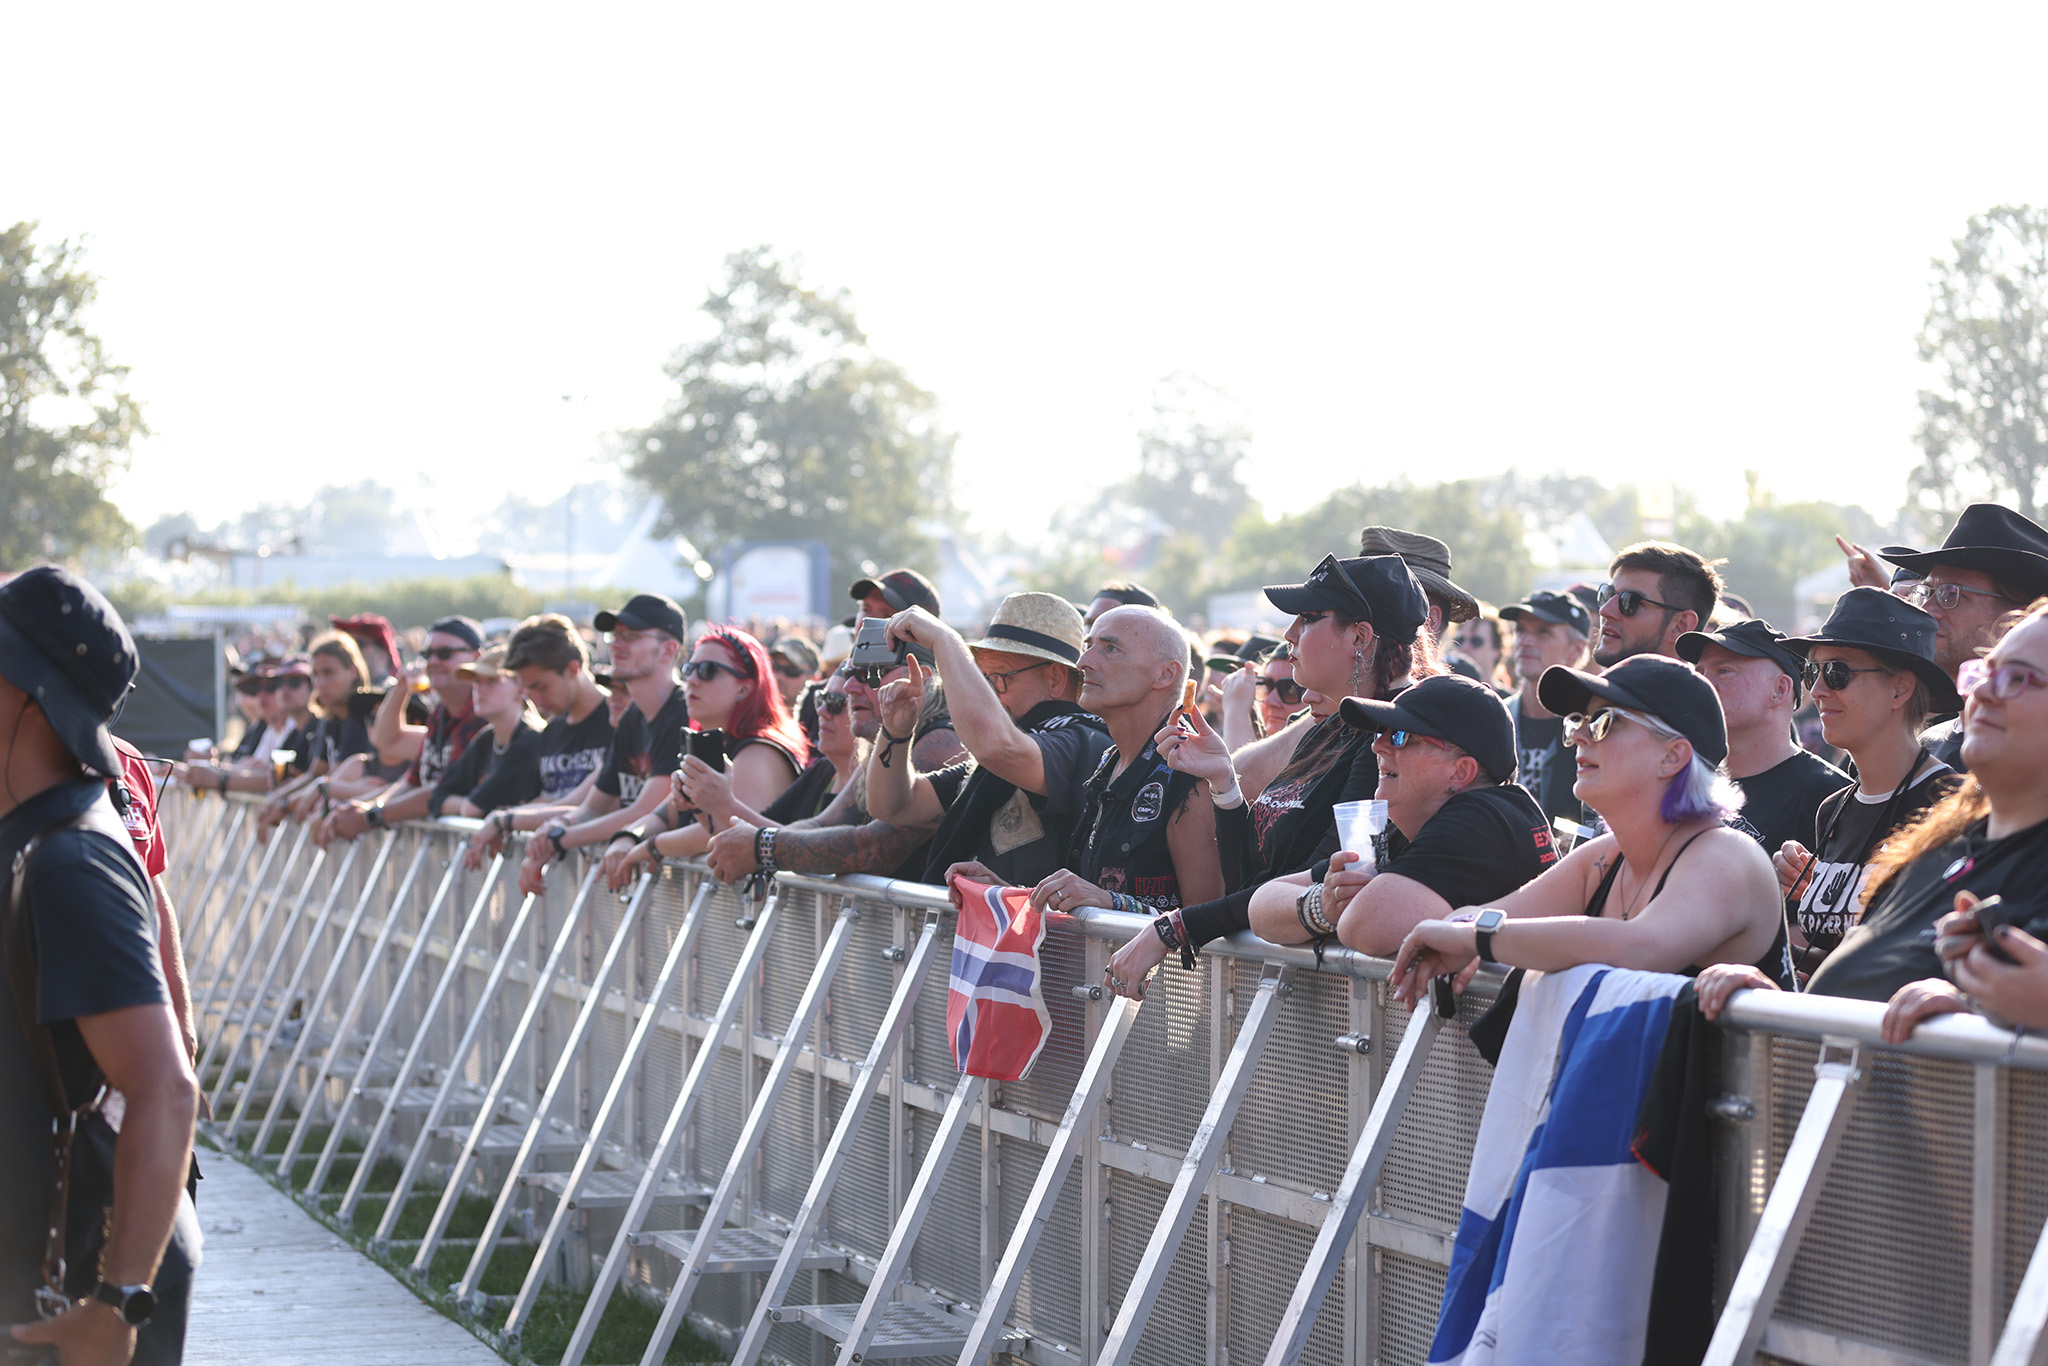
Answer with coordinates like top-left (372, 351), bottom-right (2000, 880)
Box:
top-left (167, 793), bottom-right (2048, 1365)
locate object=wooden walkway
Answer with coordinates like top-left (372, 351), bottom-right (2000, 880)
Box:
top-left (187, 1155), bottom-right (507, 1365)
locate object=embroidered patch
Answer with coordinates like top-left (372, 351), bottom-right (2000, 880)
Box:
top-left (1133, 780), bottom-right (1165, 823)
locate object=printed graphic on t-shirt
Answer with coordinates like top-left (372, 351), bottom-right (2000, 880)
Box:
top-left (1798, 857), bottom-right (1872, 942)
top-left (1518, 736), bottom-right (1559, 802)
top-left (540, 745), bottom-right (608, 801)
top-left (989, 788), bottom-right (1046, 855)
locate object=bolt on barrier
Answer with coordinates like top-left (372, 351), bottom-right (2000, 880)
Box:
top-left (167, 792), bottom-right (2048, 1366)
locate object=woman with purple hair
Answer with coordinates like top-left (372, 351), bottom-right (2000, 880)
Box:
top-left (1389, 655), bottom-right (1790, 1009)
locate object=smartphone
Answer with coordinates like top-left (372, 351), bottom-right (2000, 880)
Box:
top-left (1973, 895), bottom-right (2024, 965)
top-left (687, 728), bottom-right (728, 774)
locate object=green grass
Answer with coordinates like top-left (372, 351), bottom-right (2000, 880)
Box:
top-left (513, 1283), bottom-right (725, 1365)
top-left (422, 1240), bottom-right (533, 1296)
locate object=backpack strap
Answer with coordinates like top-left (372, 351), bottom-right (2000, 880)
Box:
top-left (5, 812), bottom-right (106, 1319)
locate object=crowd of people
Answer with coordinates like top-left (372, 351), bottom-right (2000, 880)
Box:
top-left (13, 499), bottom-right (2048, 1361)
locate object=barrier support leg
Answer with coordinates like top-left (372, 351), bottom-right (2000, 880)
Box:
top-left (1703, 1036), bottom-right (1866, 1366)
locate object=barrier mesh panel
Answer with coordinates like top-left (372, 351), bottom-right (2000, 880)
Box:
top-left (1230, 962), bottom-right (1355, 1195)
top-left (1105, 963), bottom-right (1212, 1157)
top-left (908, 1104), bottom-right (988, 1303)
top-left (824, 1077), bottom-right (896, 1252)
top-left (1772, 1040), bottom-right (1973, 1362)
top-left (1105, 1168), bottom-right (1209, 1366)
top-left (1377, 1249), bottom-right (1447, 1366)
top-left (2007, 1069), bottom-right (2048, 1324)
top-left (827, 898), bottom-right (902, 1058)
top-left (1000, 919), bottom-right (1091, 1122)
top-left (995, 1136), bottom-right (1085, 1352)
top-left (1377, 990), bottom-right (1490, 1231)
top-left (1227, 1205), bottom-right (1345, 1366)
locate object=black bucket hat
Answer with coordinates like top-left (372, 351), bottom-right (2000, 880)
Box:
top-left (1340, 673), bottom-right (1517, 782)
top-left (1782, 587), bottom-right (1961, 713)
top-left (1879, 503), bottom-right (2048, 600)
top-left (1537, 654), bottom-right (1728, 767)
top-left (0, 566), bottom-right (139, 777)
top-left (1675, 619), bottom-right (1807, 699)
top-left (1264, 554), bottom-right (1430, 644)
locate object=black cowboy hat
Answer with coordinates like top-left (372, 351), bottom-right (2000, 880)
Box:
top-left (1879, 503), bottom-right (2048, 600)
top-left (1782, 587), bottom-right (1961, 713)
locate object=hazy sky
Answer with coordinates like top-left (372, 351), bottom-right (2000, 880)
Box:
top-left (11, 4), bottom-right (2048, 553)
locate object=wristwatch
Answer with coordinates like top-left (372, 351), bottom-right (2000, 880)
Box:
top-left (91, 1279), bottom-right (156, 1326)
top-left (364, 803), bottom-right (387, 830)
top-left (1472, 908), bottom-right (1507, 964)
top-left (544, 822), bottom-right (569, 858)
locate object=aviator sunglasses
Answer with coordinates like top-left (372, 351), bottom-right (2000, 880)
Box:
top-left (1801, 659), bottom-right (1885, 692)
top-left (818, 691), bottom-right (851, 714)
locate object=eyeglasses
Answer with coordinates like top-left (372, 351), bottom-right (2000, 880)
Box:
top-left (1562, 707), bottom-right (1677, 746)
top-left (1597, 584), bottom-right (1682, 618)
top-left (681, 659), bottom-right (747, 683)
top-left (818, 692), bottom-right (851, 715)
top-left (1906, 581), bottom-right (2014, 611)
top-left (1384, 730), bottom-right (1453, 752)
top-left (421, 647), bottom-right (472, 662)
top-left (1958, 657), bottom-right (2048, 700)
top-left (982, 661), bottom-right (1048, 696)
top-left (1255, 676), bottom-right (1304, 704)
top-left (1801, 658), bottom-right (1887, 692)
top-left (772, 662), bottom-right (810, 680)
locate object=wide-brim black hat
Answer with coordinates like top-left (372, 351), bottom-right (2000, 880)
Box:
top-left (0, 566), bottom-right (138, 778)
top-left (1203, 633), bottom-right (1283, 673)
top-left (1537, 654), bottom-right (1727, 767)
top-left (1879, 503), bottom-right (2048, 599)
top-left (1340, 673), bottom-right (1518, 781)
top-left (1782, 587), bottom-right (1961, 713)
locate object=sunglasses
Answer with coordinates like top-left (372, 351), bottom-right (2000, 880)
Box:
top-left (422, 647), bottom-right (472, 662)
top-left (682, 659), bottom-right (747, 682)
top-left (772, 662), bottom-right (811, 680)
top-left (1255, 676), bottom-right (1304, 703)
top-left (1562, 707), bottom-right (1676, 745)
top-left (845, 664), bottom-right (897, 689)
top-left (1958, 657), bottom-right (2048, 700)
top-left (255, 675), bottom-right (306, 693)
top-left (1597, 584), bottom-right (1682, 618)
top-left (1801, 659), bottom-right (1886, 692)
top-left (819, 692), bottom-right (851, 715)
top-left (1906, 580), bottom-right (2014, 612)
top-left (1384, 729), bottom-right (1452, 751)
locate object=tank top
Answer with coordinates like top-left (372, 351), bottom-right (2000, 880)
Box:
top-left (1584, 829), bottom-right (1791, 985)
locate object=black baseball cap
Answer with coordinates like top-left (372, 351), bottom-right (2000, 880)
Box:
top-left (849, 568), bottom-right (942, 617)
top-left (0, 566), bottom-right (139, 777)
top-left (1537, 654), bottom-right (1729, 767)
top-left (1203, 634), bottom-right (1283, 674)
top-left (1092, 582), bottom-right (1160, 609)
top-left (1500, 590), bottom-right (1592, 637)
top-left (1340, 674), bottom-right (1518, 782)
top-left (427, 616), bottom-right (484, 650)
top-left (1782, 587), bottom-right (1961, 712)
top-left (1675, 618), bottom-right (1806, 692)
top-left (594, 593), bottom-right (687, 641)
top-left (1264, 554), bottom-right (1430, 645)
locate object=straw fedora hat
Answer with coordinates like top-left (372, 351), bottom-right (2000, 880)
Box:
top-left (967, 592), bottom-right (1087, 668)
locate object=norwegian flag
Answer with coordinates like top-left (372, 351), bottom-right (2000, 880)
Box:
top-left (945, 875), bottom-right (1054, 1081)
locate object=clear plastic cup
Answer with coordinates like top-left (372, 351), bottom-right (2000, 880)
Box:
top-left (1333, 799), bottom-right (1388, 872)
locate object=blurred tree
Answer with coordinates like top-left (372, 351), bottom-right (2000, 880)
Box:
top-left (1914, 206), bottom-right (2048, 523)
top-left (626, 247), bottom-right (955, 596)
top-left (0, 222), bottom-right (143, 566)
top-left (1130, 373), bottom-right (1254, 546)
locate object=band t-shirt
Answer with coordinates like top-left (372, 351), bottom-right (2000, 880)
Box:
top-left (312, 690), bottom-right (380, 771)
top-left (922, 702), bottom-right (1113, 887)
top-left (534, 704), bottom-right (615, 804)
top-left (1510, 697), bottom-right (1580, 828)
top-left (595, 685), bottom-right (690, 806)
top-left (1729, 749), bottom-right (1849, 855)
top-left (433, 717), bottom-right (546, 816)
top-left (1064, 729), bottom-right (1202, 912)
top-left (1376, 784), bottom-right (1560, 910)
top-left (1794, 762), bottom-right (1955, 956)
top-left (0, 780), bottom-right (166, 1322)
top-left (1809, 816), bottom-right (2048, 1001)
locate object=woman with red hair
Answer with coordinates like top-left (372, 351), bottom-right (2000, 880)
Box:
top-left (610, 626), bottom-right (810, 880)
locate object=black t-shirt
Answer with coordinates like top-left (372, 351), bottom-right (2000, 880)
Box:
top-left (1510, 696), bottom-right (1581, 828)
top-left (1378, 784), bottom-right (1560, 910)
top-left (922, 702), bottom-right (1114, 886)
top-left (1794, 761), bottom-right (1955, 954)
top-left (313, 691), bottom-right (380, 771)
top-left (1730, 749), bottom-right (1849, 855)
top-left (1808, 816), bottom-right (2048, 1002)
top-left (595, 685), bottom-right (690, 806)
top-left (1069, 730), bottom-right (1202, 911)
top-left (405, 698), bottom-right (488, 789)
top-left (763, 755), bottom-right (844, 825)
top-left (795, 677), bottom-right (826, 748)
top-left (535, 703), bottom-right (614, 804)
top-left (434, 717), bottom-right (546, 816)
top-left (0, 780), bottom-right (166, 1322)
top-left (1922, 716), bottom-right (1966, 772)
